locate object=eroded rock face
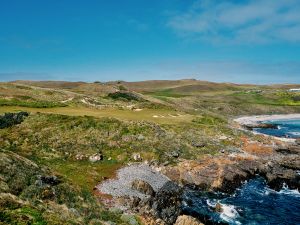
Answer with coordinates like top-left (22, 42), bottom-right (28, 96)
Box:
top-left (174, 215), bottom-right (204, 225)
top-left (162, 144), bottom-right (300, 193)
top-left (115, 180), bottom-right (183, 225)
top-left (152, 181), bottom-right (183, 225)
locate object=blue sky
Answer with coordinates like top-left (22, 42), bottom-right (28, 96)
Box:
top-left (0, 0), bottom-right (300, 83)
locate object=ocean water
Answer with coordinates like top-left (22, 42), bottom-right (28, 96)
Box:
top-left (254, 119), bottom-right (300, 138)
top-left (183, 177), bottom-right (300, 225)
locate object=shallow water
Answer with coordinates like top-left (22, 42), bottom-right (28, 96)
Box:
top-left (183, 177), bottom-right (300, 225)
top-left (254, 119), bottom-right (300, 138)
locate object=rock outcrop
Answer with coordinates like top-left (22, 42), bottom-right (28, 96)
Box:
top-left (243, 122), bottom-right (278, 130)
top-left (131, 179), bottom-right (155, 196)
top-left (174, 215), bottom-right (204, 225)
top-left (151, 181), bottom-right (183, 225)
top-left (162, 141), bottom-right (300, 192)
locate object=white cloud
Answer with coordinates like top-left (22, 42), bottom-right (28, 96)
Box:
top-left (167, 0), bottom-right (300, 43)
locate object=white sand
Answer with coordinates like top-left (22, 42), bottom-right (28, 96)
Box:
top-left (234, 114), bottom-right (300, 142)
top-left (234, 114), bottom-right (300, 125)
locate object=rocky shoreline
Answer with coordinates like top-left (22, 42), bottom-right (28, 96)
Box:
top-left (98, 115), bottom-right (300, 224)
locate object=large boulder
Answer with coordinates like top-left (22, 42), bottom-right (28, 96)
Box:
top-left (89, 153), bottom-right (103, 162)
top-left (132, 153), bottom-right (142, 161)
top-left (174, 215), bottom-right (204, 225)
top-left (131, 179), bottom-right (155, 196)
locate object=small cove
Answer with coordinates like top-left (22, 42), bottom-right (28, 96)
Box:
top-left (254, 118), bottom-right (300, 139)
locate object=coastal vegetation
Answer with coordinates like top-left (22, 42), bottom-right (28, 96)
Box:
top-left (0, 80), bottom-right (300, 224)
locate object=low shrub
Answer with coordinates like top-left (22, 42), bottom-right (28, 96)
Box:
top-left (0, 112), bottom-right (29, 129)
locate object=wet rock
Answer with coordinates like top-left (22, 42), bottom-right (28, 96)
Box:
top-left (152, 181), bottom-right (183, 225)
top-left (174, 215), bottom-right (204, 225)
top-left (243, 123), bottom-right (278, 130)
top-left (131, 179), bottom-right (155, 196)
top-left (263, 165), bottom-right (300, 191)
top-left (215, 203), bottom-right (223, 212)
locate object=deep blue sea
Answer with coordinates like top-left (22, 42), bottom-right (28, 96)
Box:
top-left (254, 119), bottom-right (300, 138)
top-left (183, 177), bottom-right (300, 225)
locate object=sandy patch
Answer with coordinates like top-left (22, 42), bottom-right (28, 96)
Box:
top-left (234, 114), bottom-right (300, 125)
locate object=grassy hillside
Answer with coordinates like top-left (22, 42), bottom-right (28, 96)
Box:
top-left (1, 79), bottom-right (300, 224)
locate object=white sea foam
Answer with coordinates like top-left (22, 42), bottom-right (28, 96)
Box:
top-left (263, 183), bottom-right (300, 197)
top-left (220, 203), bottom-right (240, 224)
top-left (206, 199), bottom-right (217, 208)
top-left (288, 131), bottom-right (300, 136)
top-left (278, 183), bottom-right (300, 197)
top-left (278, 188), bottom-right (300, 197)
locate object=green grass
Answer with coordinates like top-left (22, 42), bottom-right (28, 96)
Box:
top-left (230, 91), bottom-right (300, 106)
top-left (0, 105), bottom-right (194, 124)
top-left (146, 89), bottom-right (189, 98)
top-left (47, 159), bottom-right (122, 190)
top-left (192, 114), bottom-right (226, 126)
top-left (0, 207), bottom-right (47, 225)
top-left (0, 98), bottom-right (67, 108)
